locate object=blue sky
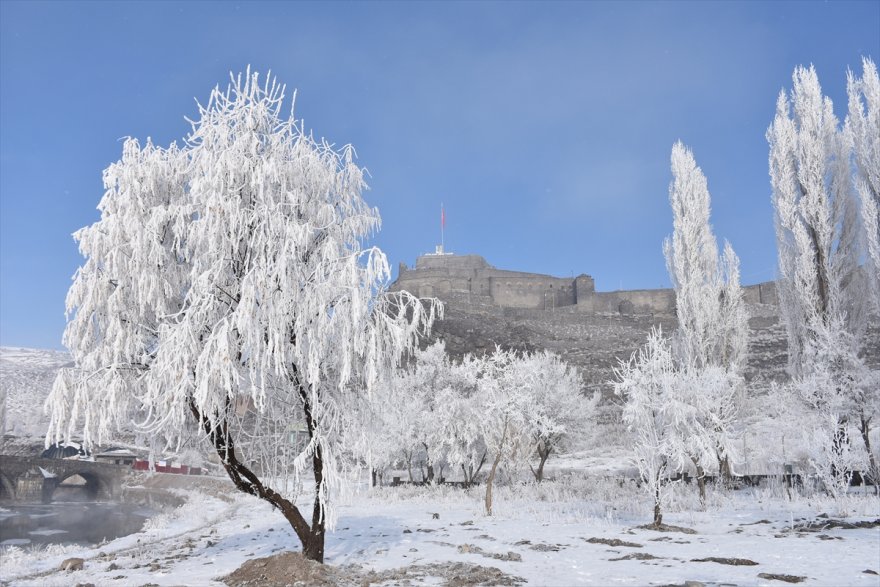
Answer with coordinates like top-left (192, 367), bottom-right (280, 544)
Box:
top-left (1, 1), bottom-right (878, 350)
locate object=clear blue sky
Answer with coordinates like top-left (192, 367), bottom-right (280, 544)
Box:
top-left (1, 1), bottom-right (878, 350)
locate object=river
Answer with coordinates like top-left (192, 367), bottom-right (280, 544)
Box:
top-left (0, 501), bottom-right (155, 548)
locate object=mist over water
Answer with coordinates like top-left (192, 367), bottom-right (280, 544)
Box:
top-left (0, 502), bottom-right (154, 548)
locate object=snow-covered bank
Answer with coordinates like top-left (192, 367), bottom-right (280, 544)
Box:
top-left (2, 478), bottom-right (878, 586)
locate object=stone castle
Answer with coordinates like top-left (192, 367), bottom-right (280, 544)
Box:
top-left (390, 250), bottom-right (877, 426)
top-left (390, 250), bottom-right (793, 400)
top-left (393, 250), bottom-right (778, 316)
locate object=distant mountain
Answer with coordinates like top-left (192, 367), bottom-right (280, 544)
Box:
top-left (1, 347), bottom-right (72, 440)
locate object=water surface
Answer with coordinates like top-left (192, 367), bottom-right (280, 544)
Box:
top-left (0, 502), bottom-right (154, 548)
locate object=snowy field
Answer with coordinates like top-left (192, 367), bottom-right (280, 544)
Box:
top-left (1, 347), bottom-right (878, 585)
top-left (1, 476), bottom-right (878, 586)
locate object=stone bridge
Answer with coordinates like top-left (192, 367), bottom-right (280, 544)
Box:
top-left (0, 455), bottom-right (127, 503)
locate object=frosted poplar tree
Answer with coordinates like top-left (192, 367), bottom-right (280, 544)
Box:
top-left (846, 57), bottom-right (880, 489)
top-left (847, 57), bottom-right (880, 315)
top-left (768, 65), bottom-right (865, 374)
top-left (46, 70), bottom-right (437, 563)
top-left (768, 64), bottom-right (872, 492)
top-left (663, 142), bottom-right (748, 497)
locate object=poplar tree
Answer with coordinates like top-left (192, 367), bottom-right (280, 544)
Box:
top-left (768, 64), bottom-right (872, 492)
top-left (664, 142), bottom-right (748, 499)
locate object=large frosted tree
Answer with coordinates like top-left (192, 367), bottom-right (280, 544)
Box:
top-left (663, 142), bottom-right (748, 496)
top-left (847, 57), bottom-right (880, 315)
top-left (47, 70), bottom-right (437, 563)
top-left (768, 64), bottom-right (873, 490)
top-left (768, 65), bottom-right (865, 375)
top-left (846, 57), bottom-right (880, 486)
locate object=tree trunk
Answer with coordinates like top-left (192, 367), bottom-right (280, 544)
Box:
top-left (830, 418), bottom-right (849, 485)
top-left (485, 450), bottom-right (504, 516)
top-left (304, 442), bottom-right (326, 563)
top-left (371, 468), bottom-right (377, 488)
top-left (859, 412), bottom-right (879, 496)
top-left (422, 442), bottom-right (435, 483)
top-left (717, 451), bottom-right (732, 487)
top-left (532, 445), bottom-right (551, 482)
top-left (652, 469), bottom-right (663, 527)
top-left (485, 422), bottom-right (508, 516)
top-left (189, 396), bottom-right (324, 562)
top-left (691, 457), bottom-right (706, 507)
top-left (696, 466), bottom-right (706, 507)
top-left (462, 451), bottom-right (487, 488)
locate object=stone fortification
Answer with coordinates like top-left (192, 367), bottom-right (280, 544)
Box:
top-left (394, 253), bottom-right (777, 316)
top-left (390, 253), bottom-right (879, 398)
top-left (389, 252), bottom-right (845, 401)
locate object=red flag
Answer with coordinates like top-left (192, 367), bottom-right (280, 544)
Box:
top-left (441, 205), bottom-right (446, 229)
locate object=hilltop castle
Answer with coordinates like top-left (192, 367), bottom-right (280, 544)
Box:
top-left (392, 250), bottom-right (778, 315)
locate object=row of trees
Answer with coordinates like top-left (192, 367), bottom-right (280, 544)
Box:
top-left (364, 342), bottom-right (597, 514)
top-left (616, 59), bottom-right (879, 526)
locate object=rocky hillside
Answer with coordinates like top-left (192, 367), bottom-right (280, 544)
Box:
top-left (424, 291), bottom-right (879, 401)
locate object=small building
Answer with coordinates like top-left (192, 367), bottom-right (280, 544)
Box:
top-left (93, 448), bottom-right (139, 466)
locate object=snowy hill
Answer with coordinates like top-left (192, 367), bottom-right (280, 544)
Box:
top-left (0, 346), bottom-right (72, 440)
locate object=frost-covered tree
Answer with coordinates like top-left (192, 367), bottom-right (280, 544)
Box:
top-left (517, 351), bottom-right (598, 482)
top-left (614, 328), bottom-right (682, 527)
top-left (845, 59), bottom-right (880, 487)
top-left (847, 57), bottom-right (880, 315)
top-left (432, 353), bottom-right (486, 487)
top-left (477, 348), bottom-right (535, 516)
top-left (376, 341), bottom-right (467, 482)
top-left (768, 65), bottom-right (865, 375)
top-left (663, 142), bottom-right (748, 496)
top-left (768, 64), bottom-right (873, 491)
top-left (794, 319), bottom-right (872, 495)
top-left (46, 70), bottom-right (437, 563)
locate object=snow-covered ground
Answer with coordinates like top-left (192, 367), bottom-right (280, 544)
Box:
top-left (2, 476), bottom-right (878, 586)
top-left (2, 347), bottom-right (878, 585)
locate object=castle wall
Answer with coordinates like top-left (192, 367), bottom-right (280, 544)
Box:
top-left (743, 281), bottom-right (778, 305)
top-left (415, 254), bottom-right (490, 271)
top-left (489, 275), bottom-right (575, 309)
top-left (591, 289), bottom-right (676, 315)
top-left (393, 253), bottom-right (775, 316)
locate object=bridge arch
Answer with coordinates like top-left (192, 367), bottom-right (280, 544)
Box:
top-left (0, 470), bottom-right (15, 500)
top-left (0, 456), bottom-right (125, 503)
top-left (52, 471), bottom-right (112, 501)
